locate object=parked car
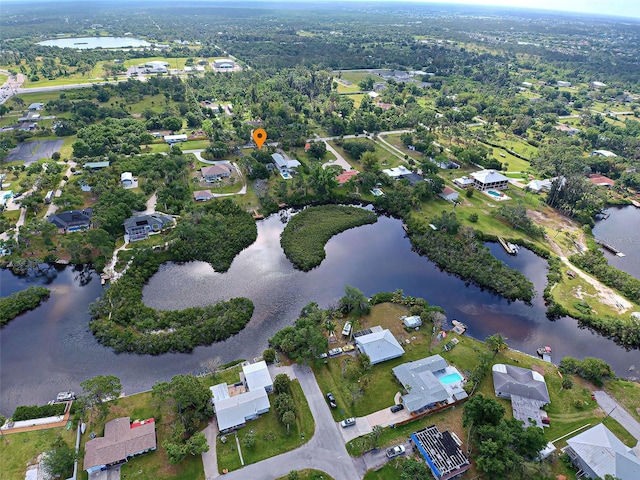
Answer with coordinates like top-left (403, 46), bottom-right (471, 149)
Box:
top-left (541, 417), bottom-right (551, 425)
top-left (328, 347), bottom-right (343, 356)
top-left (342, 344), bottom-right (355, 352)
top-left (317, 352), bottom-right (328, 359)
top-left (326, 392), bottom-right (337, 408)
top-left (340, 417), bottom-right (356, 428)
top-left (386, 445), bottom-right (406, 458)
top-left (390, 404), bottom-right (404, 413)
top-left (12, 192), bottom-right (22, 199)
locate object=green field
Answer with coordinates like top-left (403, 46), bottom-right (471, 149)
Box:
top-left (0, 427), bottom-right (77, 480)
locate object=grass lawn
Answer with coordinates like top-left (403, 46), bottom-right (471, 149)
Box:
top-left (346, 93), bottom-right (366, 108)
top-left (76, 391), bottom-right (204, 480)
top-left (276, 470), bottom-right (335, 480)
top-left (0, 427), bottom-right (76, 480)
top-left (216, 380), bottom-right (314, 473)
top-left (327, 139), bottom-right (400, 171)
top-left (605, 378), bottom-right (640, 422)
top-left (492, 131), bottom-right (538, 159)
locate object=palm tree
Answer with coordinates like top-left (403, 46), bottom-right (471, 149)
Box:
top-left (486, 333), bottom-right (508, 357)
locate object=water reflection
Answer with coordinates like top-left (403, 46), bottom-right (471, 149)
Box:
top-left (1, 213), bottom-right (638, 415)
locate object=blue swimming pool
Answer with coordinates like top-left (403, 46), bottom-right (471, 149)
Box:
top-left (487, 190), bottom-right (502, 198)
top-left (439, 372), bottom-right (463, 385)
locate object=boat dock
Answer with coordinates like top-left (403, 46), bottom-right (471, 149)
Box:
top-left (498, 237), bottom-right (518, 255)
top-left (595, 239), bottom-right (625, 257)
top-left (252, 209), bottom-right (264, 220)
top-left (451, 320), bottom-right (467, 335)
top-left (631, 199), bottom-right (640, 208)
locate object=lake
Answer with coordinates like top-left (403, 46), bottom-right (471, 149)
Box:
top-left (1, 211), bottom-right (638, 415)
top-left (37, 37), bottom-right (151, 49)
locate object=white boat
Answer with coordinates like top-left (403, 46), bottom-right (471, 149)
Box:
top-left (55, 391), bottom-right (76, 402)
top-left (81, 422), bottom-right (86, 434)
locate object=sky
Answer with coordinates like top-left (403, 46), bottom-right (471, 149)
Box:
top-left (380, 0), bottom-right (640, 19)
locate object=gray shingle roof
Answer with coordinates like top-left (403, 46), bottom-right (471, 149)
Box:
top-left (492, 364), bottom-right (550, 403)
top-left (392, 355), bottom-right (450, 413)
top-left (355, 329), bottom-right (404, 365)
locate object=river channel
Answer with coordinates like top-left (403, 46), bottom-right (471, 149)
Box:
top-left (1, 209), bottom-right (639, 415)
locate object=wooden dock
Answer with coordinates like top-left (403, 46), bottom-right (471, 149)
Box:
top-left (498, 237), bottom-right (517, 255)
top-left (252, 209), bottom-right (264, 220)
top-left (596, 239), bottom-right (625, 257)
top-left (631, 199), bottom-right (640, 208)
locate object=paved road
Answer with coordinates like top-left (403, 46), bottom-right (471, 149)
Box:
top-left (593, 390), bottom-right (640, 445)
top-left (222, 364), bottom-right (362, 480)
top-left (359, 441), bottom-right (411, 474)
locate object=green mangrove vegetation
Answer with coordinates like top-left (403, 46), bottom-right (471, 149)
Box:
top-left (408, 216), bottom-right (536, 302)
top-left (89, 200), bottom-right (257, 354)
top-left (0, 286), bottom-right (50, 325)
top-left (280, 205), bottom-right (377, 271)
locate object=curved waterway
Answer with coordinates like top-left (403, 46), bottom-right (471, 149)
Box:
top-left (1, 213), bottom-right (638, 415)
top-left (37, 36), bottom-right (151, 49)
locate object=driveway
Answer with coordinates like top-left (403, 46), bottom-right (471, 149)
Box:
top-left (321, 141), bottom-right (354, 172)
top-left (221, 364), bottom-right (360, 480)
top-left (359, 441), bottom-right (412, 474)
top-left (593, 390), bottom-right (640, 448)
top-left (202, 421), bottom-right (220, 480)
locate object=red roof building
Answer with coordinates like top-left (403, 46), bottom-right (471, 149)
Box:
top-left (588, 174), bottom-right (615, 187)
top-left (336, 170), bottom-right (359, 185)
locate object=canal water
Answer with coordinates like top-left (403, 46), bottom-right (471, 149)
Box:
top-left (592, 205), bottom-right (640, 279)
top-left (1, 210), bottom-right (639, 415)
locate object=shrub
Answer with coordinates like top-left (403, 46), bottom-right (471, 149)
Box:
top-left (468, 213), bottom-right (479, 223)
top-left (263, 348), bottom-right (276, 364)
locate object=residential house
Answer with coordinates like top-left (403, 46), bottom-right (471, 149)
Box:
top-left (211, 385), bottom-right (270, 433)
top-left (554, 124), bottom-right (580, 135)
top-left (591, 149), bottom-right (617, 158)
top-left (336, 170), bottom-right (358, 185)
top-left (564, 424), bottom-right (640, 480)
top-left (48, 209), bottom-right (93, 233)
top-left (123, 214), bottom-right (173, 242)
top-left (591, 81), bottom-right (607, 88)
top-left (452, 176), bottom-right (474, 189)
top-left (492, 364), bottom-right (550, 427)
top-left (242, 361), bottom-right (273, 393)
top-left (557, 81), bottom-right (571, 87)
top-left (525, 179), bottom-right (552, 194)
top-left (193, 190), bottom-right (213, 201)
top-left (355, 327), bottom-right (405, 365)
top-left (120, 172), bottom-right (134, 187)
top-left (214, 59), bottom-right (235, 69)
top-left (84, 417), bottom-right (156, 474)
top-left (28, 103), bottom-right (44, 111)
top-left (271, 153), bottom-right (300, 176)
top-left (164, 134), bottom-right (187, 144)
top-left (382, 166), bottom-right (424, 185)
top-left (470, 169), bottom-right (509, 191)
top-left (439, 186), bottom-right (459, 202)
top-left (201, 164), bottom-right (232, 182)
top-left (588, 174), bottom-right (615, 188)
top-left (84, 161), bottom-right (110, 170)
top-left (392, 355), bottom-right (467, 415)
top-left (411, 425), bottom-right (471, 480)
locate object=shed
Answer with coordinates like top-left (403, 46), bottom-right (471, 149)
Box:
top-left (402, 315), bottom-right (422, 328)
top-left (120, 172), bottom-right (133, 186)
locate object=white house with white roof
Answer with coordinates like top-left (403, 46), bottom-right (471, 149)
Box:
top-left (242, 361), bottom-right (273, 393)
top-left (470, 169), bottom-right (509, 191)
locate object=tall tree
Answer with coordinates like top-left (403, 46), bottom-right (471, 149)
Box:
top-left (80, 375), bottom-right (122, 415)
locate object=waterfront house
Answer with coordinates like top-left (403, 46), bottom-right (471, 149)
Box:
top-left (492, 364), bottom-right (550, 427)
top-left (48, 209), bottom-right (93, 233)
top-left (123, 213), bottom-right (173, 242)
top-left (355, 327), bottom-right (404, 365)
top-left (271, 153), bottom-right (300, 176)
top-left (84, 417), bottom-right (156, 474)
top-left (392, 355), bottom-right (467, 415)
top-left (564, 424), bottom-right (640, 480)
top-left (242, 361), bottom-right (273, 393)
top-left (211, 385), bottom-right (270, 433)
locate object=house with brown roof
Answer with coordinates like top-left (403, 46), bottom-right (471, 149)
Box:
top-left (84, 417), bottom-right (156, 473)
top-left (336, 170), bottom-right (358, 185)
top-left (202, 165), bottom-right (232, 182)
top-left (439, 186), bottom-right (459, 202)
top-left (588, 174), bottom-right (615, 188)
